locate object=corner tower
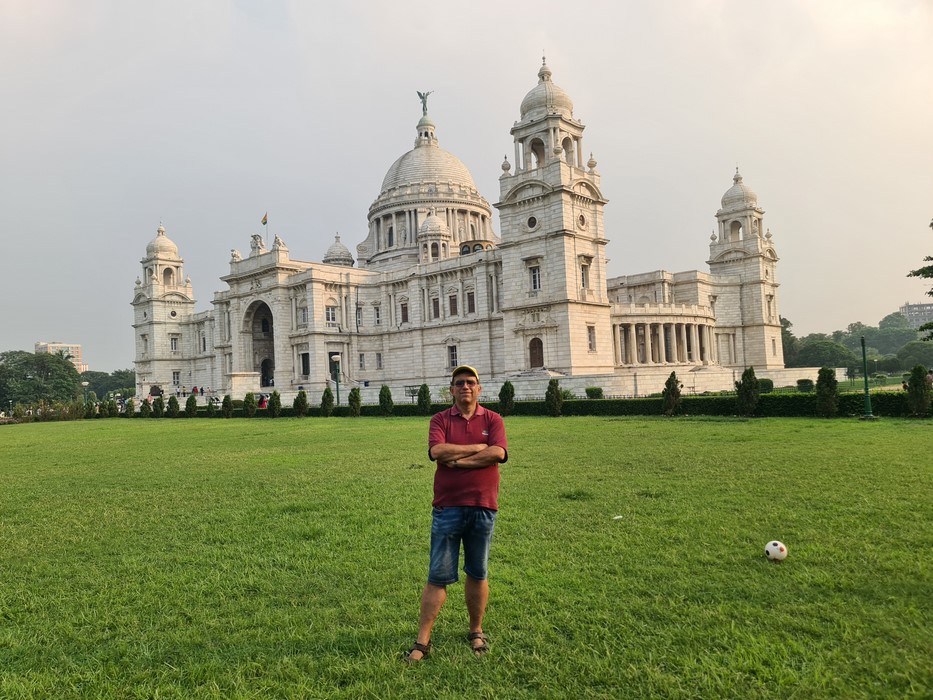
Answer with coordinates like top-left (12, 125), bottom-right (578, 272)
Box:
top-left (495, 60), bottom-right (613, 375)
top-left (708, 169), bottom-right (784, 368)
top-left (131, 224), bottom-right (196, 396)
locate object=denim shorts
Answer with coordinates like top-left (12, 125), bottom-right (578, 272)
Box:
top-left (427, 506), bottom-right (497, 585)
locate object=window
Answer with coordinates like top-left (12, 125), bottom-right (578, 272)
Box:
top-left (400, 303), bottom-right (409, 323)
top-left (170, 336), bottom-right (178, 352)
top-left (530, 266), bottom-right (541, 291)
top-left (376, 352), bottom-right (383, 370)
top-left (530, 310), bottom-right (541, 323)
top-left (141, 334), bottom-right (148, 354)
top-left (299, 304), bottom-right (308, 326)
top-left (581, 263), bottom-right (590, 289)
top-left (359, 353), bottom-right (366, 370)
top-left (301, 352), bottom-right (310, 376)
top-left (356, 307), bottom-right (363, 327)
top-left (432, 297), bottom-right (440, 319)
top-left (449, 295), bottom-right (458, 316)
top-left (460, 244), bottom-right (471, 256)
top-left (448, 345), bottom-right (458, 368)
top-left (466, 292), bottom-right (475, 314)
top-left (201, 335), bottom-right (207, 352)
top-left (587, 325), bottom-right (597, 352)
top-left (374, 306), bottom-right (382, 325)
top-left (172, 371), bottom-right (180, 386)
top-left (326, 306), bottom-right (338, 326)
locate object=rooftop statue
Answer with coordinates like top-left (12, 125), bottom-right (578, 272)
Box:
top-left (417, 90), bottom-right (433, 116)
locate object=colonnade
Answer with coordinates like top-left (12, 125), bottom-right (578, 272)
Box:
top-left (613, 321), bottom-right (717, 366)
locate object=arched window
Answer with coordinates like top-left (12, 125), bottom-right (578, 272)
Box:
top-left (529, 138), bottom-right (545, 168)
top-left (162, 268), bottom-right (174, 286)
top-left (729, 221), bottom-right (743, 242)
top-left (529, 337), bottom-right (544, 368)
top-left (387, 226), bottom-right (394, 247)
top-left (460, 244), bottom-right (471, 256)
top-left (562, 136), bottom-right (574, 164)
top-left (473, 244), bottom-right (483, 252)
top-left (431, 242), bottom-right (439, 260)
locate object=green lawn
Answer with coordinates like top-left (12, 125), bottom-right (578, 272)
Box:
top-left (1, 417), bottom-right (930, 699)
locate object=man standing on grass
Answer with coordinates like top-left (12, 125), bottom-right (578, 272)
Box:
top-left (405, 365), bottom-right (508, 662)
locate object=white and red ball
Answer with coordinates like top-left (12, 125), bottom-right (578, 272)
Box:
top-left (765, 540), bottom-right (788, 561)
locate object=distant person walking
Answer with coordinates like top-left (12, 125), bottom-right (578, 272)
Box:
top-left (405, 365), bottom-right (508, 663)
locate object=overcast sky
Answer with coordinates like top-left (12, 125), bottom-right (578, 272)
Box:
top-left (1, 0), bottom-right (931, 372)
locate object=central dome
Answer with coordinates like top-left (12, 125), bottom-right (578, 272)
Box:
top-left (146, 224), bottom-right (179, 258)
top-left (381, 145), bottom-right (477, 193)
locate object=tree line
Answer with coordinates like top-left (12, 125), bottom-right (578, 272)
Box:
top-left (781, 312), bottom-right (933, 374)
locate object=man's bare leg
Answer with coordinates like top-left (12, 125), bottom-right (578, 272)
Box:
top-left (407, 582), bottom-right (446, 661)
top-left (465, 575), bottom-right (489, 652)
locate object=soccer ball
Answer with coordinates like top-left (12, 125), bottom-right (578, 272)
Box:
top-left (765, 540), bottom-right (788, 561)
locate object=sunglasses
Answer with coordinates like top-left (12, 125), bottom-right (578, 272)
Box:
top-left (453, 379), bottom-right (478, 387)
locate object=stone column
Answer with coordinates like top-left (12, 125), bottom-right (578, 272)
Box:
top-left (645, 323), bottom-right (655, 364)
top-left (691, 324), bottom-right (700, 363)
top-left (627, 324), bottom-right (637, 364)
top-left (679, 323), bottom-right (688, 363)
top-left (658, 322), bottom-right (667, 364)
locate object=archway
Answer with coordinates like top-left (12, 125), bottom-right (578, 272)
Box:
top-left (245, 300), bottom-right (276, 386)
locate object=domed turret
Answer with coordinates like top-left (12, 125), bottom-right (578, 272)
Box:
top-left (146, 224), bottom-right (179, 258)
top-left (519, 58), bottom-right (574, 121)
top-left (720, 168), bottom-right (758, 211)
top-left (417, 209), bottom-right (451, 240)
top-left (322, 234), bottom-right (354, 267)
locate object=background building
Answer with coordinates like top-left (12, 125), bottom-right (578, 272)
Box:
top-left (132, 62), bottom-right (798, 402)
top-left (35, 341), bottom-right (89, 374)
top-left (899, 302), bottom-right (933, 330)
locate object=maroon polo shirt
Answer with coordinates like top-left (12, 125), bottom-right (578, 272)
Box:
top-left (428, 404), bottom-right (508, 510)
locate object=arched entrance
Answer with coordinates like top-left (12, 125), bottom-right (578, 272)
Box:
top-left (529, 337), bottom-right (544, 368)
top-left (245, 300), bottom-right (275, 387)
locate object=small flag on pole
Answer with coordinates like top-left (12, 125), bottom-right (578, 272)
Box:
top-left (261, 212), bottom-right (268, 226)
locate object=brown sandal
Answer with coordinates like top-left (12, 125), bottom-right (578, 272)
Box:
top-left (404, 640), bottom-right (432, 663)
top-left (467, 632), bottom-right (489, 656)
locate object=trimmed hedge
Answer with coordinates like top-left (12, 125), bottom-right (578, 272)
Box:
top-left (155, 390), bottom-right (921, 419)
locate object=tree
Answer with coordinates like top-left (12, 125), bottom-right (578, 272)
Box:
top-left (735, 367), bottom-right (760, 417)
top-left (139, 398), bottom-right (152, 418)
top-left (815, 367), bottom-right (838, 418)
top-left (268, 390), bottom-right (282, 418)
top-left (0, 350), bottom-right (81, 408)
top-left (205, 399), bottom-right (216, 417)
top-left (221, 394), bottom-right (233, 418)
top-left (379, 385), bottom-right (394, 416)
top-left (544, 379), bottom-right (563, 417)
top-left (417, 384), bottom-right (432, 415)
top-left (879, 312), bottom-right (910, 330)
top-left (498, 381), bottom-right (515, 416)
top-left (293, 390), bottom-right (308, 417)
top-left (897, 341), bottom-right (933, 371)
top-left (167, 395), bottom-right (181, 418)
top-left (661, 371), bottom-right (683, 416)
top-left (243, 392), bottom-right (257, 417)
top-left (321, 387), bottom-right (334, 417)
top-left (348, 387), bottom-right (362, 417)
top-left (906, 365), bottom-right (931, 417)
top-left (780, 317), bottom-right (801, 367)
top-left (185, 394), bottom-right (198, 417)
top-left (795, 340), bottom-right (858, 369)
top-left (152, 396), bottom-right (165, 417)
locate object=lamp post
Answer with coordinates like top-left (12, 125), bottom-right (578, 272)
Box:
top-left (860, 336), bottom-right (875, 420)
top-left (330, 354), bottom-right (341, 405)
top-left (81, 381), bottom-right (89, 404)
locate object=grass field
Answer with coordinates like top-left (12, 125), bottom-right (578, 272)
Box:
top-left (1, 416), bottom-right (930, 699)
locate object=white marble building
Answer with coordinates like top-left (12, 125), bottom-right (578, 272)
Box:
top-left (132, 61), bottom-right (791, 403)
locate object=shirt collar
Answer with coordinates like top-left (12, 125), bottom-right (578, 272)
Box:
top-left (451, 403), bottom-right (485, 418)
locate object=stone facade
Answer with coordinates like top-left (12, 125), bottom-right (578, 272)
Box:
top-left (132, 61), bottom-right (790, 403)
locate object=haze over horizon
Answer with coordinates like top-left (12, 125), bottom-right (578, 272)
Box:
top-left (1, 0), bottom-right (931, 372)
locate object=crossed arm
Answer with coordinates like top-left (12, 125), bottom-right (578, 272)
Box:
top-left (430, 442), bottom-right (506, 469)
